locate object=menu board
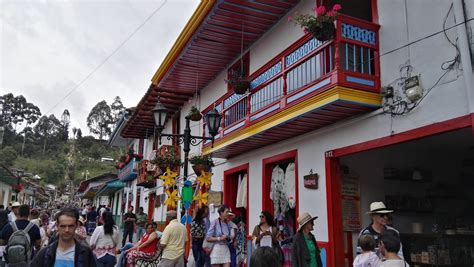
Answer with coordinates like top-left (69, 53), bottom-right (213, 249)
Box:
top-left (342, 173), bottom-right (361, 231)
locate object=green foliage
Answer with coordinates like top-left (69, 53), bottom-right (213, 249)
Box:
top-left (0, 93), bottom-right (41, 127)
top-left (0, 146), bottom-right (18, 167)
top-left (87, 100), bottom-right (114, 140)
top-left (189, 153), bottom-right (215, 167)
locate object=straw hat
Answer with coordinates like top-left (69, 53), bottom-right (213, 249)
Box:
top-left (366, 201), bottom-right (394, 214)
top-left (78, 216), bottom-right (86, 225)
top-left (11, 202), bottom-right (20, 208)
top-left (297, 212), bottom-right (318, 230)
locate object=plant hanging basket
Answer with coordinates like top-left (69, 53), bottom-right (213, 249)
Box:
top-left (308, 21), bottom-right (335, 42)
top-left (189, 113), bottom-right (203, 121)
top-left (192, 164), bottom-right (211, 176)
top-left (231, 80), bottom-right (250, 95)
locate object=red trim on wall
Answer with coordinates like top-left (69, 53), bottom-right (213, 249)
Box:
top-left (262, 150), bottom-right (299, 220)
top-left (223, 163), bottom-right (250, 234)
top-left (325, 113), bottom-right (474, 266)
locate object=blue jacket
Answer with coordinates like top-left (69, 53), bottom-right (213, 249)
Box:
top-left (30, 240), bottom-right (96, 267)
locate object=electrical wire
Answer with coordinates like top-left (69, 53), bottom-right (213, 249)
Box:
top-left (44, 0), bottom-right (168, 116)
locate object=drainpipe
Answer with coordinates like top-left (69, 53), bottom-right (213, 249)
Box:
top-left (453, 0), bottom-right (474, 114)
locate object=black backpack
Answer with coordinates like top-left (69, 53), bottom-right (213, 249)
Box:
top-left (5, 221), bottom-right (34, 266)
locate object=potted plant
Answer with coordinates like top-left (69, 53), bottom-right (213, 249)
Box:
top-left (290, 4), bottom-right (341, 42)
top-left (152, 146), bottom-right (182, 172)
top-left (190, 153), bottom-right (215, 175)
top-left (226, 69), bottom-right (250, 95)
top-left (188, 106), bottom-right (202, 121)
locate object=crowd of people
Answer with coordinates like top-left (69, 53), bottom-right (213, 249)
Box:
top-left (0, 199), bottom-right (408, 267)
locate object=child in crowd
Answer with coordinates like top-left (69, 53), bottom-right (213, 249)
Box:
top-left (353, 234), bottom-right (382, 267)
top-left (380, 230), bottom-right (409, 267)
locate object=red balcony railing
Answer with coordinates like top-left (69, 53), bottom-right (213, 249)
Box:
top-left (203, 14), bottom-right (380, 142)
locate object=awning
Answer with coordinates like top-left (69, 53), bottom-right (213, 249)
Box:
top-left (82, 181), bottom-right (106, 199)
top-left (122, 0), bottom-right (299, 138)
top-left (96, 179), bottom-right (125, 196)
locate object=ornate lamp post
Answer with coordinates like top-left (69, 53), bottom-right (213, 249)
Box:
top-left (152, 100), bottom-right (222, 179)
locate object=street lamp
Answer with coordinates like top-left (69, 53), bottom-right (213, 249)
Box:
top-left (152, 100), bottom-right (222, 179)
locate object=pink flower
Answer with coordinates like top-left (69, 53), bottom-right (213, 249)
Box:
top-left (287, 15), bottom-right (293, 22)
top-left (326, 11), bottom-right (336, 17)
top-left (332, 4), bottom-right (342, 12)
top-left (316, 6), bottom-right (326, 16)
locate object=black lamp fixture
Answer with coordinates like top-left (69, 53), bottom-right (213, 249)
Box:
top-left (152, 99), bottom-right (222, 179)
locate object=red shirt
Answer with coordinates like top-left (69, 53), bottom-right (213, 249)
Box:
top-left (140, 232), bottom-right (158, 254)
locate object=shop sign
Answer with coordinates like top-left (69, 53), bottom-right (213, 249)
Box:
top-left (304, 173), bottom-right (319, 189)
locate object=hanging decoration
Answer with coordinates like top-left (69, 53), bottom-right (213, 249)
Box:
top-left (193, 190), bottom-right (209, 208)
top-left (160, 167), bottom-right (178, 187)
top-left (163, 189), bottom-right (180, 209)
top-left (181, 180), bottom-right (194, 209)
top-left (197, 171), bottom-right (212, 187)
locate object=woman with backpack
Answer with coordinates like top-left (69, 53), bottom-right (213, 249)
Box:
top-left (90, 211), bottom-right (120, 267)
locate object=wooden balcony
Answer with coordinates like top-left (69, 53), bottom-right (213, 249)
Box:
top-left (118, 159), bottom-right (139, 182)
top-left (203, 15), bottom-right (382, 158)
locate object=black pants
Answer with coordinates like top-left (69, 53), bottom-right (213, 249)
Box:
top-left (122, 228), bottom-right (134, 247)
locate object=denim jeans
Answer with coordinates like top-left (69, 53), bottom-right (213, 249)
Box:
top-left (117, 243), bottom-right (134, 267)
top-left (192, 238), bottom-right (205, 267)
top-left (229, 244), bottom-right (237, 267)
top-left (122, 228), bottom-right (134, 247)
top-left (96, 254), bottom-right (116, 267)
top-left (136, 226), bottom-right (145, 242)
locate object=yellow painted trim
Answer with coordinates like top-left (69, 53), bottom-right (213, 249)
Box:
top-left (203, 86), bottom-right (382, 154)
top-left (151, 0), bottom-right (215, 85)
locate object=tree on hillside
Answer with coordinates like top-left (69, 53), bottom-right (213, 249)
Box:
top-left (34, 115), bottom-right (61, 155)
top-left (77, 128), bottom-right (82, 139)
top-left (19, 126), bottom-right (34, 155)
top-left (110, 96), bottom-right (125, 123)
top-left (0, 146), bottom-right (18, 167)
top-left (60, 109), bottom-right (70, 141)
top-left (87, 101), bottom-right (113, 140)
top-left (0, 93), bottom-right (41, 130)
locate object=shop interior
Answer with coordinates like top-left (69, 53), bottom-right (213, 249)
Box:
top-left (340, 127), bottom-right (474, 266)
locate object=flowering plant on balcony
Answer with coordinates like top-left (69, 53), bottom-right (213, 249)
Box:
top-left (190, 153), bottom-right (215, 175)
top-left (225, 69), bottom-right (250, 95)
top-left (188, 106), bottom-right (202, 121)
top-left (12, 184), bottom-right (23, 193)
top-left (290, 4), bottom-right (342, 41)
top-left (151, 146), bottom-right (182, 172)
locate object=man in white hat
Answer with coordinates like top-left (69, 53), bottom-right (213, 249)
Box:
top-left (358, 201), bottom-right (403, 259)
top-left (8, 201), bottom-right (21, 222)
top-left (292, 212), bottom-right (322, 267)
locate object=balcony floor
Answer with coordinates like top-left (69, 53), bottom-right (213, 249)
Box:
top-left (203, 86), bottom-right (381, 158)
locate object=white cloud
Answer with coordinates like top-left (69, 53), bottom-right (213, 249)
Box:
top-left (0, 0), bottom-right (200, 136)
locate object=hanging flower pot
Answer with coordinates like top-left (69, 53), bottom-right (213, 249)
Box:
top-left (192, 164), bottom-right (211, 176)
top-left (188, 106), bottom-right (203, 121)
top-left (290, 4), bottom-right (341, 42)
top-left (226, 69), bottom-right (250, 95)
top-left (308, 21), bottom-right (335, 42)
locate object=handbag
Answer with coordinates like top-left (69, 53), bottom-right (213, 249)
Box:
top-left (202, 239), bottom-right (214, 255)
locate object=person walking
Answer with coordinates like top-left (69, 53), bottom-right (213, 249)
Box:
top-left (0, 204), bottom-right (42, 266)
top-left (31, 207), bottom-right (96, 266)
top-left (359, 201), bottom-right (403, 259)
top-left (136, 207), bottom-right (148, 241)
top-left (0, 209), bottom-right (10, 267)
top-left (206, 205), bottom-right (234, 267)
top-left (292, 212), bottom-right (322, 267)
top-left (191, 207), bottom-right (207, 267)
top-left (158, 210), bottom-right (187, 267)
top-left (7, 202), bottom-right (20, 222)
top-left (122, 206), bottom-right (136, 247)
top-left (379, 230), bottom-right (409, 267)
top-left (252, 211), bottom-right (280, 249)
top-left (90, 211), bottom-right (120, 267)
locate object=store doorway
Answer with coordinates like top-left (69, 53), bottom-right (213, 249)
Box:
top-left (326, 116), bottom-right (474, 267)
top-left (262, 150), bottom-right (299, 267)
top-left (224, 163), bottom-right (249, 267)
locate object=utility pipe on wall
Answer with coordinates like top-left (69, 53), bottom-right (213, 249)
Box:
top-left (453, 0), bottom-right (474, 113)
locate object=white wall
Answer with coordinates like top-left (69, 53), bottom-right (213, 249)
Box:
top-left (154, 0), bottom-right (473, 244)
